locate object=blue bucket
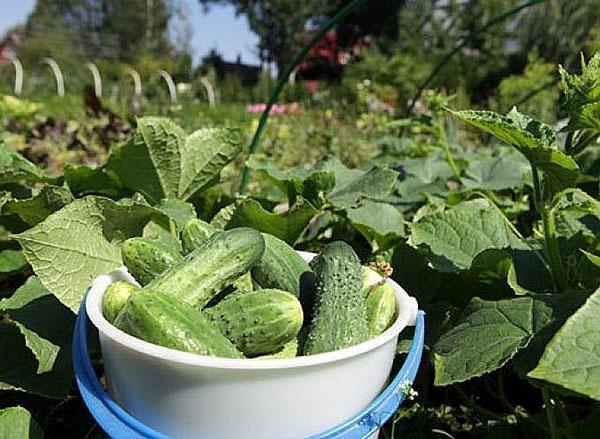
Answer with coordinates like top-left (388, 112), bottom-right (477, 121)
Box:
top-left (73, 294), bottom-right (424, 439)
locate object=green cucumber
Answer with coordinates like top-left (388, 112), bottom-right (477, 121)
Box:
top-left (254, 338), bottom-right (299, 359)
top-left (121, 237), bottom-right (183, 286)
top-left (365, 282), bottom-right (397, 337)
top-left (204, 289), bottom-right (303, 356)
top-left (147, 228), bottom-right (265, 309)
top-left (102, 281), bottom-right (139, 323)
top-left (182, 219), bottom-right (253, 293)
top-left (303, 241), bottom-right (369, 355)
top-left (362, 266), bottom-right (384, 296)
top-left (181, 218), bottom-right (216, 255)
top-left (114, 291), bottom-right (243, 358)
top-left (252, 233), bottom-right (313, 297)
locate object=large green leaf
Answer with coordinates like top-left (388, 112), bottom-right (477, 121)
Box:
top-left (433, 296), bottom-right (555, 385)
top-left (410, 200), bottom-right (522, 272)
top-left (64, 164), bottom-right (123, 198)
top-left (462, 148), bottom-right (530, 191)
top-left (0, 277), bottom-right (74, 397)
top-left (529, 287), bottom-right (600, 400)
top-left (4, 185), bottom-right (74, 226)
top-left (327, 164), bottom-right (399, 209)
top-left (178, 128), bottom-right (243, 200)
top-left (511, 293), bottom-right (589, 377)
top-left (346, 200), bottom-right (405, 250)
top-left (451, 108), bottom-right (578, 197)
top-left (225, 198), bottom-right (318, 244)
top-left (107, 118), bottom-right (241, 203)
top-left (0, 407), bottom-right (42, 439)
top-left (15, 196), bottom-right (167, 312)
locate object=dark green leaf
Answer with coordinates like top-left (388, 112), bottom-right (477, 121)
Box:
top-left (529, 287), bottom-right (600, 400)
top-left (5, 186), bottom-right (74, 226)
top-left (434, 296), bottom-right (554, 385)
top-left (225, 198), bottom-right (317, 244)
top-left (346, 200), bottom-right (404, 250)
top-left (411, 200), bottom-right (522, 272)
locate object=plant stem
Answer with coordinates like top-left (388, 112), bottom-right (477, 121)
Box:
top-left (438, 122), bottom-right (461, 179)
top-left (564, 131), bottom-right (574, 155)
top-left (543, 206), bottom-right (567, 292)
top-left (542, 388), bottom-right (558, 439)
top-left (530, 164), bottom-right (567, 292)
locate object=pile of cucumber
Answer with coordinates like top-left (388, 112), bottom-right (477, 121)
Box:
top-left (102, 219), bottom-right (397, 359)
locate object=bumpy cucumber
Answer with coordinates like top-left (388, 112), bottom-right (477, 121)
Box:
top-left (102, 281), bottom-right (139, 323)
top-left (147, 228), bottom-right (265, 309)
top-left (254, 338), bottom-right (299, 359)
top-left (121, 238), bottom-right (183, 286)
top-left (303, 241), bottom-right (369, 355)
top-left (181, 218), bottom-right (216, 255)
top-left (114, 291), bottom-right (243, 358)
top-left (365, 282), bottom-right (397, 337)
top-left (181, 220), bottom-right (253, 292)
top-left (204, 289), bottom-right (303, 356)
top-left (252, 233), bottom-right (313, 297)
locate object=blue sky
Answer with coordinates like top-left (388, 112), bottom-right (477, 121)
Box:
top-left (0, 0), bottom-right (260, 65)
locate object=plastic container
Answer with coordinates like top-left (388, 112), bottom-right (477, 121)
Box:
top-left (75, 252), bottom-right (423, 438)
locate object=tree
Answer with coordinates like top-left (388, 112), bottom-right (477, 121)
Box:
top-left (23, 0), bottom-right (173, 62)
top-left (198, 1), bottom-right (404, 73)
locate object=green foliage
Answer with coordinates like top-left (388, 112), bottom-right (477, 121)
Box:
top-left (0, 51), bottom-right (598, 437)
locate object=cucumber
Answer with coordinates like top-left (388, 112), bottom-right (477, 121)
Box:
top-left (102, 281), bottom-right (139, 323)
top-left (253, 339), bottom-right (299, 359)
top-left (121, 237), bottom-right (183, 286)
top-left (181, 219), bottom-right (253, 292)
top-left (114, 291), bottom-right (243, 358)
top-left (181, 218), bottom-right (216, 255)
top-left (365, 282), bottom-right (397, 337)
top-left (303, 241), bottom-right (369, 355)
top-left (362, 266), bottom-right (384, 296)
top-left (204, 289), bottom-right (303, 356)
top-left (147, 228), bottom-right (265, 309)
top-left (251, 233), bottom-right (313, 298)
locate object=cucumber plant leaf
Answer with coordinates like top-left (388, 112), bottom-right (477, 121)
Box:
top-left (224, 197), bottom-right (317, 245)
top-left (529, 287), bottom-right (600, 401)
top-left (3, 186), bottom-right (74, 226)
top-left (15, 196), bottom-right (169, 312)
top-left (64, 164), bottom-right (123, 198)
top-left (410, 200), bottom-right (523, 272)
top-left (0, 407), bottom-right (43, 439)
top-left (346, 200), bottom-right (405, 251)
top-left (462, 147), bottom-right (530, 191)
top-left (451, 108), bottom-right (578, 198)
top-left (433, 296), bottom-right (557, 385)
top-left (0, 277), bottom-right (74, 397)
top-left (107, 118), bottom-right (242, 203)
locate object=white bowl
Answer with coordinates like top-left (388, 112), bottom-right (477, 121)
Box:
top-left (86, 251), bottom-right (418, 438)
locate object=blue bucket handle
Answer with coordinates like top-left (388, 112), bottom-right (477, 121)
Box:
top-left (72, 294), bottom-right (425, 439)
